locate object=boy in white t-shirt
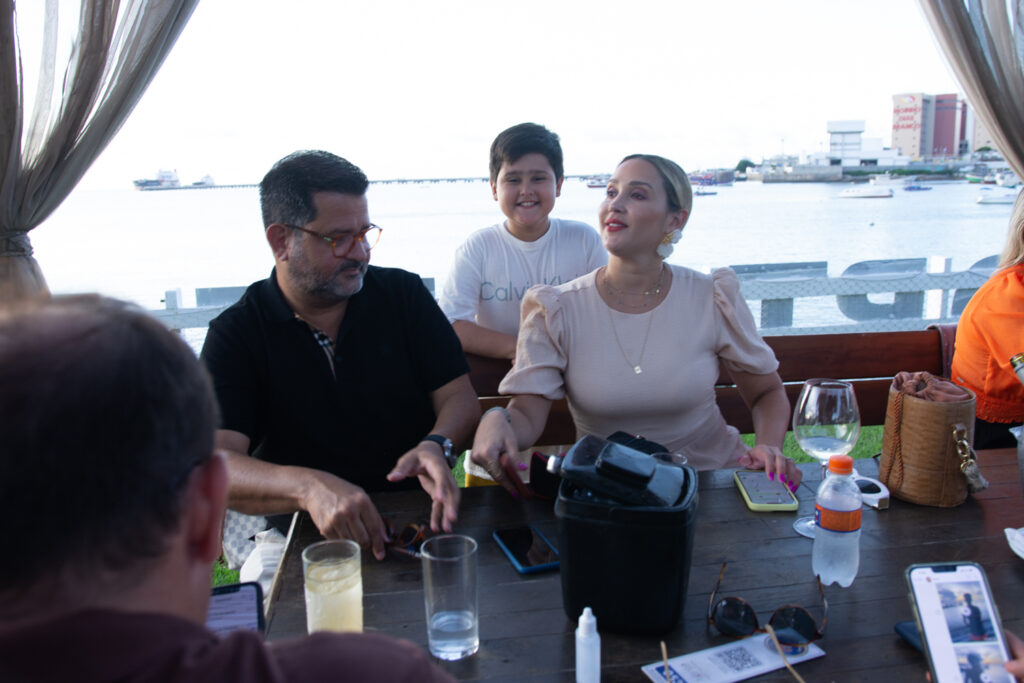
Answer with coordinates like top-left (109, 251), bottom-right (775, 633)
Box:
top-left (439, 123), bottom-right (606, 359)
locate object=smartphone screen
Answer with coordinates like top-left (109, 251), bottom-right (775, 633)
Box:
top-left (206, 582), bottom-right (265, 637)
top-left (734, 470), bottom-right (798, 510)
top-left (907, 563), bottom-right (1012, 682)
top-left (492, 526), bottom-right (559, 574)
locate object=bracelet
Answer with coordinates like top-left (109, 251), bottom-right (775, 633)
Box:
top-left (483, 405), bottom-right (511, 423)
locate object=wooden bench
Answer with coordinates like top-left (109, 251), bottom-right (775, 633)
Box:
top-left (466, 328), bottom-right (950, 446)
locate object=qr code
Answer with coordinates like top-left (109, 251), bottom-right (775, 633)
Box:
top-left (713, 645), bottom-right (762, 672)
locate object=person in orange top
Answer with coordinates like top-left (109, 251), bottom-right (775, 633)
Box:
top-left (952, 192), bottom-right (1024, 449)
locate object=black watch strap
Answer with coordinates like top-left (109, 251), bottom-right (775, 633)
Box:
top-left (422, 434), bottom-right (456, 468)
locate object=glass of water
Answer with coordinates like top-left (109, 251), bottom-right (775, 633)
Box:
top-left (421, 534), bottom-right (479, 660)
top-left (791, 378), bottom-right (860, 539)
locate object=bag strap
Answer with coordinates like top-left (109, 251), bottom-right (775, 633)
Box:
top-left (881, 391), bottom-right (906, 489)
top-left (927, 323), bottom-right (957, 379)
top-left (954, 423), bottom-right (990, 493)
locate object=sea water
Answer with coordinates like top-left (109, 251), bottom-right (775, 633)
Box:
top-left (32, 178), bottom-right (1013, 316)
top-left (427, 609), bottom-right (479, 660)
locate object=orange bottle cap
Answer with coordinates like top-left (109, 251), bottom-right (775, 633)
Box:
top-left (828, 454), bottom-right (854, 474)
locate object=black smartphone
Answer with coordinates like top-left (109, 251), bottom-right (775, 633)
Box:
top-left (492, 525), bottom-right (559, 574)
top-left (906, 562), bottom-right (1012, 682)
top-left (206, 582), bottom-right (265, 637)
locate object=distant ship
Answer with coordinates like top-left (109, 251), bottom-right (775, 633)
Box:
top-left (839, 186), bottom-right (894, 198)
top-left (133, 170), bottom-right (216, 190)
top-left (133, 169), bottom-right (180, 190)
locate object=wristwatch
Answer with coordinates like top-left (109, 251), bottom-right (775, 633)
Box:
top-left (423, 434), bottom-right (456, 468)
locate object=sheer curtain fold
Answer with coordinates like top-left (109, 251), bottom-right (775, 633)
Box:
top-left (919, 0), bottom-right (1024, 178)
top-left (0, 0), bottom-right (198, 301)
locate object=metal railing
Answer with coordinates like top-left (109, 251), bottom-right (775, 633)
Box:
top-left (150, 260), bottom-right (992, 339)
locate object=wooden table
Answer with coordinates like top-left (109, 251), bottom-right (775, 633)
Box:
top-left (264, 450), bottom-right (1024, 681)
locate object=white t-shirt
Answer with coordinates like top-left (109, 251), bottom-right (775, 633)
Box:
top-left (439, 218), bottom-right (606, 336)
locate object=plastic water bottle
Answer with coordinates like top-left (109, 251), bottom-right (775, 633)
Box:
top-left (575, 606), bottom-right (600, 683)
top-left (812, 454), bottom-right (862, 587)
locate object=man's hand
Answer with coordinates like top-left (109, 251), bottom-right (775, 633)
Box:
top-left (739, 445), bottom-right (802, 491)
top-left (302, 470), bottom-right (388, 560)
top-left (388, 442), bottom-right (461, 533)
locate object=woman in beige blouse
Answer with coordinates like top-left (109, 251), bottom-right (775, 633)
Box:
top-left (470, 154), bottom-right (801, 495)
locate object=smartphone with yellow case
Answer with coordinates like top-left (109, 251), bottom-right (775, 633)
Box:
top-left (733, 470), bottom-right (798, 511)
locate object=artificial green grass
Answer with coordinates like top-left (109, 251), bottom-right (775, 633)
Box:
top-left (740, 424), bottom-right (883, 463)
top-left (213, 558), bottom-right (240, 587)
top-left (451, 425), bottom-right (884, 486)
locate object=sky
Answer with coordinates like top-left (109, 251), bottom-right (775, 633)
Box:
top-left (21, 1), bottom-right (963, 189)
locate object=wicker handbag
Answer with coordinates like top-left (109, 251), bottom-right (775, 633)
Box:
top-left (879, 372), bottom-right (988, 507)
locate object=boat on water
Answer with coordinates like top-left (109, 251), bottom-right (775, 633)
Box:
top-left (839, 186), bottom-right (894, 198)
top-left (869, 173), bottom-right (903, 186)
top-left (191, 174), bottom-right (216, 187)
top-left (584, 175), bottom-right (609, 188)
top-left (996, 170), bottom-right (1020, 188)
top-left (903, 184), bottom-right (932, 192)
top-left (133, 169), bottom-right (179, 190)
top-left (976, 188), bottom-right (1020, 204)
top-left (694, 185), bottom-right (717, 196)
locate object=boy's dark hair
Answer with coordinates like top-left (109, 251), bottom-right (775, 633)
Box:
top-left (260, 150), bottom-right (369, 229)
top-left (0, 295), bottom-right (218, 595)
top-left (489, 123), bottom-right (564, 183)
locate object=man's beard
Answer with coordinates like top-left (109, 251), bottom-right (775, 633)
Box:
top-left (288, 244), bottom-right (367, 303)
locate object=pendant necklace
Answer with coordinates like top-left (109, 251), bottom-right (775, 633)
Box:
top-left (603, 265), bottom-right (665, 309)
top-left (606, 302), bottom-right (656, 375)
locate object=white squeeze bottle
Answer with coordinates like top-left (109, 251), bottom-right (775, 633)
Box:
top-left (575, 606), bottom-right (600, 683)
top-left (812, 454), bottom-right (863, 587)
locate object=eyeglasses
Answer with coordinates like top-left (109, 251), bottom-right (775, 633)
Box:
top-left (284, 223), bottom-right (382, 258)
top-left (383, 519), bottom-right (428, 560)
top-left (707, 563), bottom-right (827, 646)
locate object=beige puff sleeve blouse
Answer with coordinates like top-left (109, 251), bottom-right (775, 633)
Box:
top-left (498, 265), bottom-right (779, 470)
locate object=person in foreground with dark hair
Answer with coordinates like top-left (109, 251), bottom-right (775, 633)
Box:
top-left (0, 295), bottom-right (454, 683)
top-left (201, 150), bottom-right (480, 569)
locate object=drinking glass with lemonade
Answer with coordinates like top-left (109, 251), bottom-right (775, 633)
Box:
top-left (302, 539), bottom-right (363, 633)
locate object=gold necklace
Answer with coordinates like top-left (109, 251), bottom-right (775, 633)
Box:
top-left (603, 265), bottom-right (665, 309)
top-left (606, 303), bottom-right (656, 375)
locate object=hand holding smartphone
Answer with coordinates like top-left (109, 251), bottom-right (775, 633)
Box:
top-left (906, 562), bottom-right (1013, 682)
top-left (733, 470), bottom-right (798, 512)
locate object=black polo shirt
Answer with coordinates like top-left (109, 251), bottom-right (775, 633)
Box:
top-left (200, 266), bottom-right (469, 492)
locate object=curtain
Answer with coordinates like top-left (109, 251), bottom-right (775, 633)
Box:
top-left (0, 0), bottom-right (198, 302)
top-left (918, 0), bottom-right (1024, 178)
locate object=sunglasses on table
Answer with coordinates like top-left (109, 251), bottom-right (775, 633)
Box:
top-left (383, 519), bottom-right (429, 560)
top-left (707, 562), bottom-right (828, 647)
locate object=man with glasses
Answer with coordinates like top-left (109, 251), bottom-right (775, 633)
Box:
top-left (201, 151), bottom-right (479, 570)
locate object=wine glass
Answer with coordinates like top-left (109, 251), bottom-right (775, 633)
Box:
top-left (791, 378), bottom-right (860, 539)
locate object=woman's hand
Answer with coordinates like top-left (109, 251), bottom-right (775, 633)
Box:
top-left (739, 445), bottom-right (802, 491)
top-left (470, 407), bottom-right (529, 498)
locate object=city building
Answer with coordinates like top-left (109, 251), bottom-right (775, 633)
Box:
top-left (892, 93), bottom-right (936, 159)
top-left (931, 93), bottom-right (964, 157)
top-left (804, 120), bottom-right (907, 168)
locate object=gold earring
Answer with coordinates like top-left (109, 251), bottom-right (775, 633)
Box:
top-left (661, 233), bottom-right (674, 245)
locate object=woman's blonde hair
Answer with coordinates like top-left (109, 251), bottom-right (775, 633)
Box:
top-left (620, 154), bottom-right (692, 217)
top-left (999, 190), bottom-right (1024, 268)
